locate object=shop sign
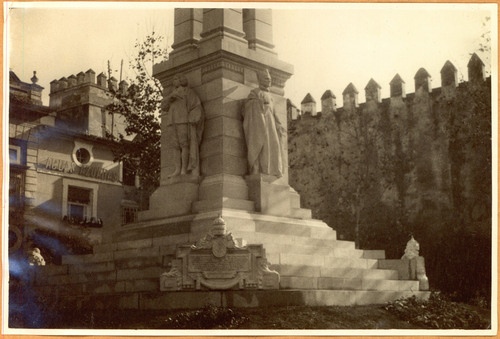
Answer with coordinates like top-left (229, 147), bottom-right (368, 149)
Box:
top-left (39, 157), bottom-right (119, 182)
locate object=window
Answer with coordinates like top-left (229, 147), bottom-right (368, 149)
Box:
top-left (121, 199), bottom-right (138, 225)
top-left (62, 178), bottom-right (98, 221)
top-left (67, 186), bottom-right (91, 221)
top-left (75, 148), bottom-right (91, 165)
top-left (9, 145), bottom-right (21, 165)
top-left (122, 206), bottom-right (138, 225)
top-left (72, 141), bottom-right (94, 167)
top-left (122, 160), bottom-right (136, 186)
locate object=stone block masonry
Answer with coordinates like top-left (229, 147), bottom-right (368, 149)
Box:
top-left (30, 9), bottom-right (433, 313)
top-left (289, 54), bottom-right (491, 244)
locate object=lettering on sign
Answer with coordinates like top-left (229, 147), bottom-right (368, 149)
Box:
top-left (188, 254), bottom-right (251, 273)
top-left (39, 157), bottom-right (119, 182)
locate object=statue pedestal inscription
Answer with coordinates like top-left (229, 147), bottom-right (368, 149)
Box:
top-left (160, 216), bottom-right (279, 291)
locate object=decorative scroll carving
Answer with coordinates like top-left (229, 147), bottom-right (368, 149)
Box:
top-left (160, 215), bottom-right (279, 291)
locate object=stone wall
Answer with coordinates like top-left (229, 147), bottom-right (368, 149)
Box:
top-left (288, 54), bottom-right (491, 259)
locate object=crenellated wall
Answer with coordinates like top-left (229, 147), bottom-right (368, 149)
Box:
top-left (49, 70), bottom-right (129, 138)
top-left (288, 53), bottom-right (491, 247)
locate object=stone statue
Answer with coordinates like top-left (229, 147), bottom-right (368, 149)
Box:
top-left (163, 74), bottom-right (204, 177)
top-left (402, 235), bottom-right (420, 260)
top-left (242, 69), bottom-right (286, 177)
top-left (28, 248), bottom-right (45, 266)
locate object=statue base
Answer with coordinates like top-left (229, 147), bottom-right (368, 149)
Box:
top-left (245, 174), bottom-right (312, 219)
top-left (138, 175), bottom-right (201, 221)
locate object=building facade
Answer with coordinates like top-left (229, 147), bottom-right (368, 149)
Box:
top-left (8, 70), bottom-right (139, 263)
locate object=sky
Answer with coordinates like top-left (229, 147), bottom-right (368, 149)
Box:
top-left (6, 2), bottom-right (496, 108)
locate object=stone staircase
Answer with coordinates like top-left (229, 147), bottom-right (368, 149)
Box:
top-left (33, 209), bottom-right (429, 310)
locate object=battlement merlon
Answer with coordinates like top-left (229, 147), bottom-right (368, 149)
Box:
top-left (49, 68), bottom-right (122, 95)
top-left (294, 54), bottom-right (487, 119)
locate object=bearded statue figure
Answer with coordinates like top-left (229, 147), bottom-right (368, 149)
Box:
top-left (242, 69), bottom-right (286, 177)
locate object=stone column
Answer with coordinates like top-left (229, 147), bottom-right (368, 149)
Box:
top-left (242, 9), bottom-right (275, 54)
top-left (142, 8), bottom-right (299, 221)
top-left (199, 9), bottom-right (247, 46)
top-left (171, 8), bottom-right (203, 57)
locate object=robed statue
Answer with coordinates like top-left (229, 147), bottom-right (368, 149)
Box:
top-left (163, 74), bottom-right (204, 177)
top-left (242, 69), bottom-right (286, 177)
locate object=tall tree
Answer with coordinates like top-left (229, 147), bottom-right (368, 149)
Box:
top-left (106, 32), bottom-right (167, 193)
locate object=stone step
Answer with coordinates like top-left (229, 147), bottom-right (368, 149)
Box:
top-left (74, 278), bottom-right (159, 295)
top-left (262, 244), bottom-right (364, 257)
top-left (271, 264), bottom-right (398, 280)
top-left (35, 265), bottom-right (168, 287)
top-left (222, 212), bottom-right (337, 239)
top-left (321, 266), bottom-right (398, 279)
top-left (65, 245), bottom-right (165, 264)
top-left (267, 253), bottom-right (377, 269)
top-left (192, 198), bottom-right (255, 213)
top-left (362, 250), bottom-right (386, 259)
top-left (233, 231), bottom-right (352, 249)
top-left (94, 238), bottom-right (154, 254)
top-left (288, 189), bottom-right (301, 209)
top-left (66, 290), bottom-right (431, 310)
top-left (279, 276), bottom-right (420, 291)
top-left (290, 207), bottom-right (312, 219)
top-left (94, 231), bottom-right (346, 258)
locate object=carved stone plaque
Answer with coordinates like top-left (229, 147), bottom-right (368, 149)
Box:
top-left (160, 216), bottom-right (279, 291)
top-left (188, 253), bottom-right (251, 273)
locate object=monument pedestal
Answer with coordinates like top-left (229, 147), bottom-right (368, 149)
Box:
top-left (246, 174), bottom-right (311, 219)
top-left (139, 175), bottom-right (201, 220)
top-left (34, 208), bottom-right (430, 311)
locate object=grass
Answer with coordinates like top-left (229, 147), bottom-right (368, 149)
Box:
top-left (10, 295), bottom-right (491, 330)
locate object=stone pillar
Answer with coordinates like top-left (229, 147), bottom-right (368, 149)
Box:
top-left (440, 60), bottom-right (457, 100)
top-left (85, 69), bottom-right (96, 84)
top-left (342, 83), bottom-right (359, 110)
top-left (97, 73), bottom-right (107, 88)
top-left (389, 73), bottom-right (408, 121)
top-left (301, 93), bottom-right (316, 116)
top-left (68, 75), bottom-right (77, 87)
top-left (199, 9), bottom-right (247, 45)
top-left (76, 72), bottom-right (85, 85)
top-left (365, 78), bottom-right (381, 103)
top-left (321, 90), bottom-right (336, 114)
top-left (242, 9), bottom-right (275, 54)
top-left (467, 53), bottom-right (485, 83)
top-left (171, 8), bottom-right (203, 56)
top-left (414, 68), bottom-right (432, 93)
top-left (389, 73), bottom-right (406, 98)
top-left (50, 79), bottom-right (58, 93)
top-left (143, 8), bottom-right (298, 221)
top-left (58, 77), bottom-right (68, 90)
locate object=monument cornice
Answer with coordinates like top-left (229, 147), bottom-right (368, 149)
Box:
top-left (154, 47), bottom-right (294, 86)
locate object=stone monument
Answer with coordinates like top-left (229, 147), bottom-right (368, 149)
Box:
top-left (33, 9), bottom-right (430, 311)
top-left (139, 8), bottom-right (310, 221)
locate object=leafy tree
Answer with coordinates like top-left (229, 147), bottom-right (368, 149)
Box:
top-left (334, 102), bottom-right (388, 248)
top-left (106, 32), bottom-right (167, 194)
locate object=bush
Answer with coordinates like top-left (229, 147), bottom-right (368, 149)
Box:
top-left (162, 304), bottom-right (248, 329)
top-left (384, 292), bottom-right (490, 329)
